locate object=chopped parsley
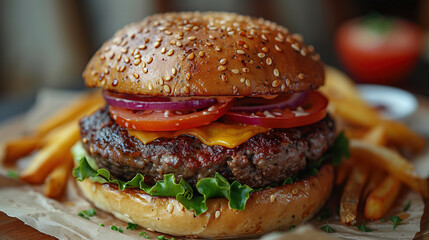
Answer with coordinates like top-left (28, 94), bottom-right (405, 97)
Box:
top-left (139, 231), bottom-right (146, 237)
top-left (288, 225), bottom-right (295, 232)
top-left (317, 208), bottom-right (331, 222)
top-left (403, 200), bottom-right (411, 212)
top-left (99, 223), bottom-right (104, 227)
top-left (389, 216), bottom-right (403, 229)
top-left (110, 225), bottom-right (123, 233)
top-left (157, 236), bottom-right (174, 240)
top-left (126, 222), bottom-right (138, 230)
top-left (356, 220), bottom-right (373, 232)
top-left (77, 208), bottom-right (96, 220)
top-left (320, 224), bottom-right (335, 233)
top-left (7, 171), bottom-right (18, 179)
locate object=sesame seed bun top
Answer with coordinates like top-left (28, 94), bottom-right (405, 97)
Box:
top-left (83, 12), bottom-right (324, 96)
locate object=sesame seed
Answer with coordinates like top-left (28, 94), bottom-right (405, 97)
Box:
top-left (270, 194), bottom-right (276, 203)
top-left (104, 69), bottom-right (109, 74)
top-left (261, 34), bottom-right (267, 41)
top-left (199, 51), bottom-right (205, 57)
top-left (108, 52), bottom-right (115, 59)
top-left (171, 67), bottom-right (177, 75)
top-left (161, 47), bottom-right (166, 54)
top-left (166, 203), bottom-right (174, 213)
top-left (240, 78), bottom-right (245, 83)
top-left (286, 78), bottom-right (291, 86)
top-left (186, 73), bottom-right (191, 80)
top-left (209, 35), bottom-right (216, 39)
top-left (262, 47), bottom-right (268, 53)
top-left (121, 48), bottom-right (128, 53)
top-left (215, 46), bottom-right (221, 52)
top-left (221, 75), bottom-right (227, 81)
top-left (218, 66), bottom-right (226, 71)
top-left (188, 36), bottom-right (196, 41)
top-left (124, 57), bottom-right (130, 63)
top-left (242, 67), bottom-right (249, 73)
top-left (175, 35), bottom-right (183, 40)
top-left (148, 84), bottom-right (153, 90)
top-left (274, 45), bottom-right (282, 52)
top-left (147, 57), bottom-right (153, 64)
top-left (176, 41), bottom-right (182, 47)
top-left (300, 49), bottom-right (306, 56)
top-left (292, 188), bottom-right (299, 195)
top-left (164, 75), bottom-right (172, 81)
top-left (236, 50), bottom-right (245, 55)
top-left (219, 59), bottom-right (227, 65)
top-left (298, 73), bottom-right (305, 80)
top-left (308, 45), bottom-right (315, 53)
top-left (215, 211), bottom-right (221, 219)
top-left (183, 86), bottom-right (190, 94)
top-left (231, 69), bottom-right (239, 74)
top-left (237, 40), bottom-right (245, 45)
top-left (266, 58), bottom-right (272, 65)
top-left (281, 83), bottom-right (286, 92)
top-left (245, 79), bottom-right (251, 87)
top-left (112, 79), bottom-right (118, 86)
top-left (232, 85), bottom-right (238, 94)
top-left (167, 49), bottom-right (174, 56)
top-left (311, 53), bottom-right (320, 61)
top-left (134, 54), bottom-right (141, 59)
top-left (133, 73), bottom-right (139, 79)
top-left (187, 52), bottom-right (195, 60)
top-left (291, 43), bottom-right (300, 52)
top-left (119, 65), bottom-right (126, 72)
top-left (258, 53), bottom-right (265, 58)
top-left (158, 78), bottom-right (164, 85)
top-left (99, 55), bottom-right (106, 60)
top-left (154, 41), bottom-right (161, 48)
top-left (170, 40), bottom-right (176, 45)
top-left (274, 69), bottom-right (279, 77)
top-left (275, 37), bottom-right (284, 42)
top-left (143, 68), bottom-right (148, 73)
top-left (145, 38), bottom-right (150, 43)
top-left (272, 80), bottom-right (279, 87)
top-left (165, 30), bottom-right (172, 35)
top-left (116, 54), bottom-right (122, 61)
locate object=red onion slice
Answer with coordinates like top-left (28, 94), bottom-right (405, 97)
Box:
top-left (230, 92), bottom-right (308, 112)
top-left (103, 90), bottom-right (217, 110)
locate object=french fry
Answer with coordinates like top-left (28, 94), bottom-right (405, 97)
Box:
top-left (329, 98), bottom-right (382, 128)
top-left (340, 164), bottom-right (370, 225)
top-left (364, 175), bottom-right (402, 220)
top-left (363, 125), bottom-right (387, 146)
top-left (44, 153), bottom-right (73, 198)
top-left (363, 169), bottom-right (385, 200)
top-left (350, 140), bottom-right (429, 198)
top-left (34, 90), bottom-right (103, 136)
top-left (1, 136), bottom-right (42, 165)
top-left (20, 122), bottom-right (80, 184)
top-left (383, 120), bottom-right (426, 154)
top-left (335, 161), bottom-right (352, 185)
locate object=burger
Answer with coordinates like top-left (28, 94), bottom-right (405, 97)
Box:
top-left (72, 12), bottom-right (340, 238)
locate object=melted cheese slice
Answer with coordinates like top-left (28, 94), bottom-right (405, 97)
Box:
top-left (128, 122), bottom-right (270, 148)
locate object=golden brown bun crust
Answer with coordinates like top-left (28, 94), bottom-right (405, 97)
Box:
top-left (83, 12), bottom-right (324, 96)
top-left (77, 164), bottom-right (333, 238)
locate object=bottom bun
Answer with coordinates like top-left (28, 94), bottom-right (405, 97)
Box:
top-left (77, 164), bottom-right (333, 238)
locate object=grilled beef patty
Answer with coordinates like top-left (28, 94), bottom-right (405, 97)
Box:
top-left (80, 106), bottom-right (336, 188)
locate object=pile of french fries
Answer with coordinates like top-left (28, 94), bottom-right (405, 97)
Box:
top-left (1, 91), bottom-right (103, 198)
top-left (321, 66), bottom-right (428, 224)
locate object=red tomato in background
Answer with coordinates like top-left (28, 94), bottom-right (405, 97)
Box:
top-left (335, 15), bottom-right (424, 84)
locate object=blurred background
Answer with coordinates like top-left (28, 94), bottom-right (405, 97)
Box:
top-left (1, 0), bottom-right (429, 121)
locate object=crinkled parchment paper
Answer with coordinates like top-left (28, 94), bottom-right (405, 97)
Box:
top-left (0, 89), bottom-right (428, 240)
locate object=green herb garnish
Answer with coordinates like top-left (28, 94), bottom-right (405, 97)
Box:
top-left (139, 231), bottom-right (146, 236)
top-left (317, 208), bottom-right (331, 222)
top-left (357, 220), bottom-right (373, 232)
top-left (126, 222), bottom-right (138, 230)
top-left (77, 212), bottom-right (89, 220)
top-left (110, 225), bottom-right (123, 233)
top-left (99, 223), bottom-right (104, 227)
top-left (144, 235), bottom-right (150, 239)
top-left (389, 216), bottom-right (403, 229)
top-left (320, 224), bottom-right (335, 233)
top-left (7, 171), bottom-right (18, 179)
top-left (77, 208), bottom-right (96, 220)
top-left (403, 200), bottom-right (411, 212)
top-left (288, 225), bottom-right (296, 232)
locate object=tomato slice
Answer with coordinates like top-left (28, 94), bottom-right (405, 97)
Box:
top-left (223, 91), bottom-right (328, 128)
top-left (109, 99), bottom-right (233, 131)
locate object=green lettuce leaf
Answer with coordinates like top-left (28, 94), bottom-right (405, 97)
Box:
top-left (71, 142), bottom-right (252, 216)
top-left (317, 131), bottom-right (350, 166)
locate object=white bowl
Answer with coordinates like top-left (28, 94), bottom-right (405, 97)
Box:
top-left (357, 84), bottom-right (418, 121)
